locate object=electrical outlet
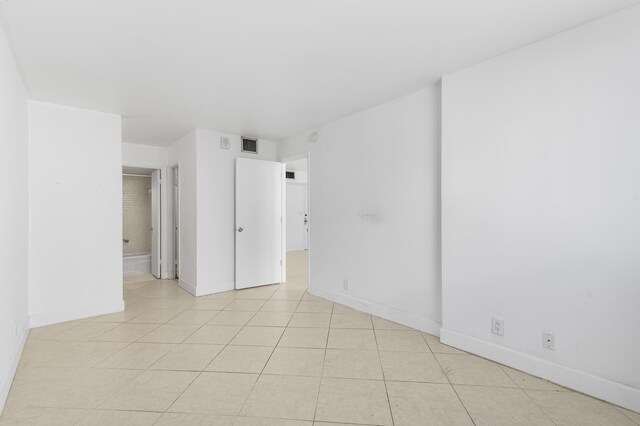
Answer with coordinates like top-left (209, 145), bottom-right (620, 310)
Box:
top-left (343, 279), bottom-right (350, 290)
top-left (492, 317), bottom-right (505, 336)
top-left (543, 332), bottom-right (555, 350)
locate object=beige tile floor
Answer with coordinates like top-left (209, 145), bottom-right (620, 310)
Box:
top-left (2, 250), bottom-right (639, 425)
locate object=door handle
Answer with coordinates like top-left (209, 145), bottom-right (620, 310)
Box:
top-left (237, 227), bottom-right (243, 232)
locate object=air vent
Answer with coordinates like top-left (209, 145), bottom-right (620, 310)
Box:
top-left (286, 171), bottom-right (295, 180)
top-left (241, 137), bottom-right (258, 154)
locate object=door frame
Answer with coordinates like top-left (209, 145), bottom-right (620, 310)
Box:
top-left (280, 152), bottom-right (311, 292)
top-left (122, 160), bottom-right (170, 279)
top-left (168, 164), bottom-right (179, 279)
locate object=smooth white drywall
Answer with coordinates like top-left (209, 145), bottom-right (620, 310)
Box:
top-left (29, 101), bottom-right (123, 326)
top-left (0, 20), bottom-right (30, 413)
top-left (168, 130), bottom-right (198, 293)
top-left (195, 129), bottom-right (277, 295)
top-left (122, 142), bottom-right (174, 278)
top-left (441, 5), bottom-right (640, 411)
top-left (278, 86), bottom-right (442, 333)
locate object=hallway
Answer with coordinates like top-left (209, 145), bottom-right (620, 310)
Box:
top-left (1, 251), bottom-right (637, 425)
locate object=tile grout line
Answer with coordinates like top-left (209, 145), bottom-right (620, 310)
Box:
top-left (496, 364), bottom-right (559, 426)
top-left (159, 291), bottom-right (258, 419)
top-left (234, 284), bottom-right (309, 420)
top-left (372, 321), bottom-right (396, 426)
top-left (431, 345), bottom-right (477, 426)
top-left (312, 296), bottom-right (333, 423)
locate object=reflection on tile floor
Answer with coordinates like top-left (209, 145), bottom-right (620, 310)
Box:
top-left (1, 250), bottom-right (638, 425)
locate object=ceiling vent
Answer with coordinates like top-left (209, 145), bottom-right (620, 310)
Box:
top-left (241, 137), bottom-right (258, 154)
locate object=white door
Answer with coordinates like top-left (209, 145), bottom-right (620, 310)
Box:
top-left (286, 183), bottom-right (307, 252)
top-left (236, 158), bottom-right (285, 289)
top-left (151, 169), bottom-right (161, 278)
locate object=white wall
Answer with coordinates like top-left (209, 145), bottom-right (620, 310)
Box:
top-left (29, 102), bottom-right (123, 327)
top-left (168, 130), bottom-right (198, 292)
top-left (195, 129), bottom-right (277, 295)
top-left (0, 21), bottom-right (30, 413)
top-left (278, 86), bottom-right (442, 334)
top-left (441, 5), bottom-right (640, 412)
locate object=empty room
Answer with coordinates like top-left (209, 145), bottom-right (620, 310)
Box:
top-left (0, 1), bottom-right (639, 425)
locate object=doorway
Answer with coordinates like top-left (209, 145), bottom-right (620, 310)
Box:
top-left (283, 154), bottom-right (310, 290)
top-left (122, 166), bottom-right (161, 280)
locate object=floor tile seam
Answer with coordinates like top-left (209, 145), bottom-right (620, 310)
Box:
top-left (521, 388), bottom-right (621, 426)
top-left (371, 322), bottom-right (395, 426)
top-left (199, 320), bottom-right (248, 373)
top-left (132, 318), bottom-right (210, 346)
top-left (483, 380), bottom-right (560, 426)
top-left (124, 306), bottom-right (193, 325)
top-left (617, 409), bottom-right (640, 425)
top-left (431, 347), bottom-right (476, 426)
top-left (311, 302), bottom-right (334, 423)
top-left (159, 368), bottom-right (202, 415)
top-left (89, 368), bottom-right (148, 414)
top-left (38, 339), bottom-right (138, 370)
top-left (418, 331), bottom-right (438, 354)
top-left (234, 295), bottom-right (305, 418)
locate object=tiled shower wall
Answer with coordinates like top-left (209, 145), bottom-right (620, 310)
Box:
top-left (122, 175), bottom-right (151, 254)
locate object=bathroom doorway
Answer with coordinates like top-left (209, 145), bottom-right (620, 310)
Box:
top-left (122, 166), bottom-right (161, 279)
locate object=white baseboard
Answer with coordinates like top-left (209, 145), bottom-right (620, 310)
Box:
top-left (29, 299), bottom-right (124, 328)
top-left (0, 318), bottom-right (30, 414)
top-left (196, 280), bottom-right (235, 297)
top-left (440, 328), bottom-right (640, 413)
top-left (178, 279), bottom-right (197, 296)
top-left (309, 285), bottom-right (442, 336)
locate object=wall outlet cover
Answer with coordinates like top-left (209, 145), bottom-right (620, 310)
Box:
top-left (543, 332), bottom-right (555, 350)
top-left (492, 317), bottom-right (505, 336)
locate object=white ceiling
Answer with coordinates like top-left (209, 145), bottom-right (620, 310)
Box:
top-left (1, 0), bottom-right (637, 146)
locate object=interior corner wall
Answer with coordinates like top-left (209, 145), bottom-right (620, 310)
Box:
top-left (168, 130), bottom-right (198, 294)
top-left (277, 85), bottom-right (442, 334)
top-left (0, 20), bottom-right (30, 413)
top-left (29, 101), bottom-right (124, 327)
top-left (441, 5), bottom-right (640, 412)
top-left (195, 129), bottom-right (277, 296)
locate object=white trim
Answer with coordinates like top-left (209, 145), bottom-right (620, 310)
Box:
top-left (309, 285), bottom-right (441, 336)
top-left (178, 279), bottom-right (197, 296)
top-left (29, 299), bottom-right (124, 328)
top-left (161, 268), bottom-right (175, 280)
top-left (440, 328), bottom-right (640, 413)
top-left (281, 163), bottom-right (287, 284)
top-left (196, 280), bottom-right (235, 297)
top-left (0, 318), bottom-right (30, 414)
